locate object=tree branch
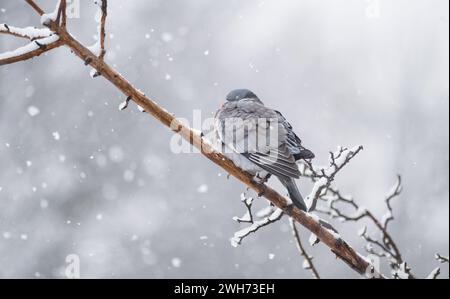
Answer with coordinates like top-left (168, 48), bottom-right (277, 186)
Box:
top-left (25, 0), bottom-right (45, 16)
top-left (435, 254), bottom-right (449, 264)
top-left (289, 218), bottom-right (320, 279)
top-left (315, 174), bottom-right (416, 278)
top-left (231, 208), bottom-right (283, 247)
top-left (0, 24), bottom-right (51, 40)
top-left (0, 35), bottom-right (63, 66)
top-left (302, 146), bottom-right (364, 212)
top-left (232, 193), bottom-right (255, 224)
top-left (99, 0), bottom-right (107, 60)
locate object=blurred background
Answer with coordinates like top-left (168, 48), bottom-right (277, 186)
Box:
top-left (0, 0), bottom-right (448, 278)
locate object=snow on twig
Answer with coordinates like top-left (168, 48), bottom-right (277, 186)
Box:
top-left (0, 24), bottom-right (51, 40)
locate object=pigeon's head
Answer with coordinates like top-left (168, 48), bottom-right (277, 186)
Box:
top-left (226, 89), bottom-right (262, 104)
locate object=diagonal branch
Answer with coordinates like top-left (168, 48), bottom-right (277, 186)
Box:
top-left (232, 193), bottom-right (255, 224)
top-left (25, 0), bottom-right (45, 16)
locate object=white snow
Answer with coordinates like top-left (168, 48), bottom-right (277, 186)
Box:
top-left (161, 32), bottom-right (173, 42)
top-left (27, 106), bottom-right (40, 117)
top-left (89, 68), bottom-right (98, 78)
top-left (197, 184), bottom-right (209, 194)
top-left (256, 206), bottom-right (274, 218)
top-left (232, 211), bottom-right (251, 223)
top-left (52, 131), bottom-right (60, 141)
top-left (171, 257), bottom-right (182, 268)
top-left (309, 233), bottom-right (319, 246)
top-left (40, 0), bottom-right (61, 25)
top-left (426, 267), bottom-right (441, 279)
top-left (118, 100), bottom-right (129, 111)
top-left (87, 1), bottom-right (105, 57)
top-left (394, 263), bottom-right (411, 279)
top-left (358, 225), bottom-right (367, 237)
top-left (381, 211), bottom-right (393, 225)
top-left (302, 259), bottom-right (311, 269)
top-left (230, 208), bottom-right (283, 247)
top-left (0, 34), bottom-right (60, 61)
top-left (306, 177), bottom-right (328, 211)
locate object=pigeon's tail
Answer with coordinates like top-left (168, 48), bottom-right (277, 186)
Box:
top-left (279, 177), bottom-right (307, 211)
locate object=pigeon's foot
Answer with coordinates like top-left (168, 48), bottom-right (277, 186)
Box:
top-left (253, 172), bottom-right (271, 185)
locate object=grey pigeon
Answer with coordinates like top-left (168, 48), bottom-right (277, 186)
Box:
top-left (214, 89), bottom-right (315, 211)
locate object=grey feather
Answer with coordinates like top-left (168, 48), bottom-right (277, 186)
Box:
top-left (278, 177), bottom-right (307, 211)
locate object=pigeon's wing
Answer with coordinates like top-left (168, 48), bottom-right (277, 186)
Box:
top-left (215, 101), bottom-right (302, 179)
top-left (275, 111), bottom-right (315, 160)
top-left (242, 145), bottom-right (301, 179)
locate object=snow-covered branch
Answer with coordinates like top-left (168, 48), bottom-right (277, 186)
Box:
top-left (426, 254), bottom-right (450, 279)
top-left (302, 146), bottom-right (364, 212)
top-left (89, 0), bottom-right (108, 59)
top-left (0, 0), bottom-right (66, 66)
top-left (435, 254), bottom-right (449, 264)
top-left (427, 267), bottom-right (441, 279)
top-left (231, 204), bottom-right (283, 247)
top-left (0, 34), bottom-right (62, 66)
top-left (315, 175), bottom-right (411, 277)
top-left (232, 193), bottom-right (256, 224)
top-left (0, 24), bottom-right (51, 40)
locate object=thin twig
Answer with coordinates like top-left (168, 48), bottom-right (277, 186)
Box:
top-left (25, 0), bottom-right (44, 16)
top-left (56, 0), bottom-right (67, 28)
top-left (233, 193), bottom-right (254, 224)
top-left (0, 24), bottom-right (51, 40)
top-left (0, 37), bottom-right (63, 66)
top-left (289, 218), bottom-right (320, 279)
top-left (436, 254), bottom-right (449, 264)
top-left (99, 0), bottom-right (108, 60)
top-left (231, 209), bottom-right (283, 247)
